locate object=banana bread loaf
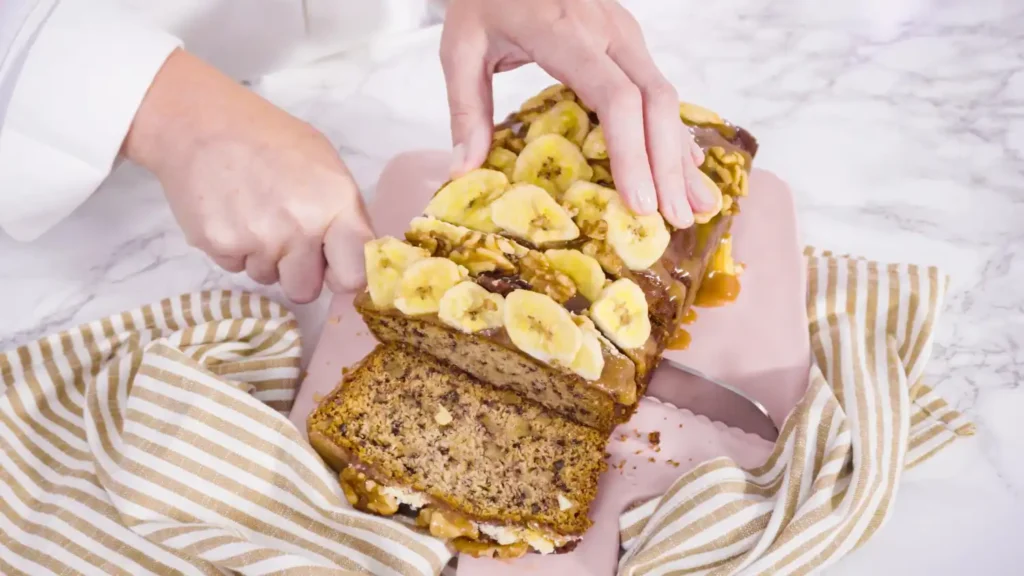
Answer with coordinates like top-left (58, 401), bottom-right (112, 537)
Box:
top-left (307, 343), bottom-right (607, 559)
top-left (356, 85), bottom-right (758, 432)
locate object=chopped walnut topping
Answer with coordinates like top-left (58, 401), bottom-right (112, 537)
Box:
top-left (581, 239), bottom-right (627, 277)
top-left (519, 251), bottom-right (577, 303)
top-left (418, 508), bottom-right (479, 540)
top-left (453, 538), bottom-right (529, 559)
top-left (338, 468), bottom-right (399, 516)
top-left (703, 147), bottom-right (749, 199)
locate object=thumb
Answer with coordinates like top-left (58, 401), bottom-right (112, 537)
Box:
top-left (440, 38), bottom-right (494, 177)
top-left (323, 204), bottom-right (376, 294)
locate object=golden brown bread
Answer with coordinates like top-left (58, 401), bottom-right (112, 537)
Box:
top-left (307, 344), bottom-right (607, 556)
top-left (354, 86), bottom-right (757, 434)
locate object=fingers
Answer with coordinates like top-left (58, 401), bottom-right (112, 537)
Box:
top-left (604, 10), bottom-right (719, 229)
top-left (607, 44), bottom-right (693, 227)
top-left (440, 29), bottom-right (494, 177)
top-left (681, 134), bottom-right (715, 218)
top-left (688, 133), bottom-right (705, 166)
top-left (323, 208), bottom-right (376, 294)
top-left (210, 254), bottom-right (245, 273)
top-left (534, 46), bottom-right (657, 215)
top-left (244, 254), bottom-right (280, 285)
top-left (278, 240), bottom-right (326, 304)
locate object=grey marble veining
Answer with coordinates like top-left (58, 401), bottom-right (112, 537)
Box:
top-left (1, 0), bottom-right (1022, 572)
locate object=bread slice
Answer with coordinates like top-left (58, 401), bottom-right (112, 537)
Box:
top-left (307, 343), bottom-right (607, 559)
top-left (356, 86), bottom-right (758, 433)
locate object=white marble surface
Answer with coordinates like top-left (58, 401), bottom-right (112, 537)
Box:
top-left (3, 0), bottom-right (1023, 573)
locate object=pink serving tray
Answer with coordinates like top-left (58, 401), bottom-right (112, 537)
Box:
top-left (288, 151), bottom-right (810, 576)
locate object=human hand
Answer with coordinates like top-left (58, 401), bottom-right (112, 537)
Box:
top-left (123, 49), bottom-right (374, 303)
top-left (440, 0), bottom-right (716, 229)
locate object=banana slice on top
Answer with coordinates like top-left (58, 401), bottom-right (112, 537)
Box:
top-left (603, 202), bottom-right (671, 270)
top-left (519, 84), bottom-right (577, 121)
top-left (544, 249), bottom-right (606, 303)
top-left (504, 289), bottom-right (582, 367)
top-left (525, 101), bottom-right (591, 147)
top-left (364, 237), bottom-right (430, 308)
top-left (679, 102), bottom-right (723, 126)
top-left (569, 315), bottom-right (606, 381)
top-left (692, 170), bottom-right (724, 224)
top-left (438, 281), bottom-right (505, 333)
top-left (489, 184), bottom-right (580, 246)
top-left (512, 134), bottom-right (594, 198)
top-left (407, 216), bottom-right (529, 259)
top-left (563, 180), bottom-right (622, 229)
top-left (589, 279), bottom-right (651, 350)
top-left (424, 168), bottom-right (510, 233)
top-left (581, 126), bottom-right (607, 160)
top-left (407, 215), bottom-right (472, 245)
top-left (485, 147), bottom-right (518, 181)
top-left (589, 163), bottom-right (615, 187)
top-left (393, 257), bottom-right (466, 315)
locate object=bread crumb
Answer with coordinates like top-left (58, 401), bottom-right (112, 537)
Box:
top-left (648, 431), bottom-right (661, 446)
top-left (654, 446), bottom-right (661, 453)
top-left (667, 460), bottom-right (681, 468)
top-left (557, 494), bottom-right (574, 511)
top-left (648, 457), bottom-right (656, 463)
top-left (434, 405), bottom-right (453, 426)
top-left (328, 316), bottom-right (340, 324)
top-left (604, 452), bottom-right (612, 459)
top-left (634, 450), bottom-right (642, 455)
top-left (618, 434), bottom-right (629, 442)
top-left (678, 424), bottom-right (683, 428)
top-left (313, 393), bottom-right (324, 403)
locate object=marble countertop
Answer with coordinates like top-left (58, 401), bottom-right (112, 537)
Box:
top-left (2, 0), bottom-right (1022, 573)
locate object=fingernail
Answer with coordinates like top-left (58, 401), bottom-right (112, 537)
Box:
top-left (674, 207), bottom-right (695, 229)
top-left (450, 143), bottom-right (467, 176)
top-left (635, 184), bottom-right (658, 214)
top-left (667, 190), bottom-right (694, 228)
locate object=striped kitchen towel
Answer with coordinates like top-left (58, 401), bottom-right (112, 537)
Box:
top-left (0, 250), bottom-right (972, 575)
top-left (615, 249), bottom-right (974, 575)
top-left (0, 291), bottom-right (451, 576)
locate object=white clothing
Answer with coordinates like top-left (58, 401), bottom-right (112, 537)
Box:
top-left (0, 0), bottom-right (439, 241)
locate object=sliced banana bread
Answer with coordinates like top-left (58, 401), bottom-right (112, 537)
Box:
top-left (307, 343), bottom-right (607, 559)
top-left (356, 85), bottom-right (758, 432)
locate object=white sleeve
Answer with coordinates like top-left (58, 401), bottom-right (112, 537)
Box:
top-left (0, 0), bottom-right (182, 242)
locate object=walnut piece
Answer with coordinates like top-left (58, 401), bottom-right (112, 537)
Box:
top-left (453, 537), bottom-right (530, 559)
top-left (417, 508), bottom-right (480, 540)
top-left (407, 228), bottom-right (526, 276)
top-left (581, 240), bottom-right (627, 277)
top-left (518, 251), bottom-right (577, 303)
top-left (703, 147), bottom-right (749, 199)
top-left (339, 468), bottom-right (399, 516)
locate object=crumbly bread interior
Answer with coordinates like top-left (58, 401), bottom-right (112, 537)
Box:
top-left (356, 302), bottom-right (624, 432)
top-left (307, 343), bottom-right (606, 535)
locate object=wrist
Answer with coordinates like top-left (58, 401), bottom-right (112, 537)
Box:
top-left (122, 48), bottom-right (243, 176)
